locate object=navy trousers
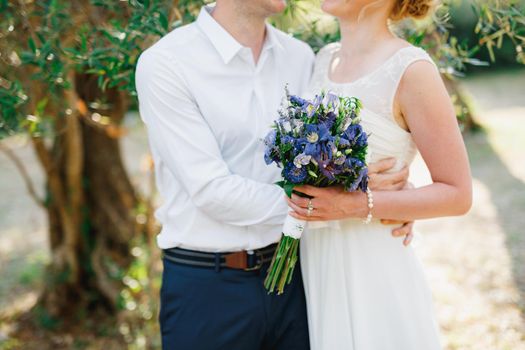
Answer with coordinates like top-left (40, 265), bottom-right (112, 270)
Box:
top-left (159, 252), bottom-right (310, 350)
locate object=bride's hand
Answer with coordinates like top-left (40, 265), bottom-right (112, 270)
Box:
top-left (286, 185), bottom-right (368, 221)
top-left (287, 176), bottom-right (416, 247)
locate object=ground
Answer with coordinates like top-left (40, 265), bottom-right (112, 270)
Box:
top-left (0, 70), bottom-right (524, 349)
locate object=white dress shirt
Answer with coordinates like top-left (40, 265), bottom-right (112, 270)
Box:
top-left (135, 5), bottom-right (314, 252)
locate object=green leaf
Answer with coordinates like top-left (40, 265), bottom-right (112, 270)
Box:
top-left (276, 180), bottom-right (296, 198)
top-left (35, 98), bottom-right (48, 117)
top-left (159, 11), bottom-right (168, 30)
top-left (28, 37), bottom-right (36, 53)
top-left (283, 182), bottom-right (296, 198)
top-left (307, 170), bottom-right (318, 178)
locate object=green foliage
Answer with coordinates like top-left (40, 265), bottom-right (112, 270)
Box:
top-left (0, 80), bottom-right (27, 137)
top-left (447, 0), bottom-right (525, 69)
top-left (71, 0), bottom-right (175, 94)
top-left (0, 0), bottom-right (197, 139)
top-left (473, 0), bottom-right (525, 64)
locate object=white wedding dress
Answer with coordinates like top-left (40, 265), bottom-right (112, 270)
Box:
top-left (301, 43), bottom-right (442, 350)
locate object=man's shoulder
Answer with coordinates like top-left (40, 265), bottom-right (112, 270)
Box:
top-left (139, 22), bottom-right (201, 63)
top-left (136, 24), bottom-right (202, 86)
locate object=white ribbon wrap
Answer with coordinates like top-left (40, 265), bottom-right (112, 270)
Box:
top-left (282, 213), bottom-right (306, 239)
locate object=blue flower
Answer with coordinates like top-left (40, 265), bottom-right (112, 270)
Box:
top-left (349, 167), bottom-right (368, 192)
top-left (284, 163), bottom-right (308, 183)
top-left (290, 95), bottom-right (307, 107)
top-left (345, 157), bottom-right (364, 169)
top-left (319, 111), bottom-right (336, 130)
top-left (323, 92), bottom-right (339, 109)
top-left (355, 131), bottom-right (368, 148)
top-left (342, 124), bottom-right (363, 143)
top-left (301, 124), bottom-right (333, 158)
top-left (338, 137), bottom-right (350, 148)
top-left (306, 123), bottom-right (330, 142)
top-left (264, 129), bottom-right (278, 165)
top-left (359, 168), bottom-right (369, 192)
top-left (302, 102), bottom-right (317, 118)
top-left (318, 161), bottom-right (337, 181)
top-left (264, 129), bottom-right (276, 145)
top-left (313, 94), bottom-right (323, 107)
top-left (301, 94), bottom-right (323, 118)
top-left (343, 157), bottom-right (368, 191)
top-left (281, 135), bottom-right (295, 145)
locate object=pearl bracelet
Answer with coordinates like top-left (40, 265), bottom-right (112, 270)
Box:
top-left (363, 186), bottom-right (373, 224)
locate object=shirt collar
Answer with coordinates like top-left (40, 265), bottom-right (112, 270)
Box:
top-left (263, 22), bottom-right (284, 54)
top-left (196, 4), bottom-right (284, 64)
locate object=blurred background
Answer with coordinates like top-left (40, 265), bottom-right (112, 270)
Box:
top-left (0, 0), bottom-right (524, 349)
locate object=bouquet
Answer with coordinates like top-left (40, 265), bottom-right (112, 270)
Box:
top-left (263, 89), bottom-right (369, 294)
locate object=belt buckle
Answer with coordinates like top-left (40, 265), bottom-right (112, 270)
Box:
top-left (244, 250), bottom-right (263, 271)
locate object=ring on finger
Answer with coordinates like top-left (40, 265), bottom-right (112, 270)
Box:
top-left (307, 199), bottom-right (314, 216)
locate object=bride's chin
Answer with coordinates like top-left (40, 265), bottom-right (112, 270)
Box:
top-left (321, 0), bottom-right (349, 17)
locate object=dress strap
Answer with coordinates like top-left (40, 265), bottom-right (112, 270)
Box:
top-left (385, 46), bottom-right (438, 117)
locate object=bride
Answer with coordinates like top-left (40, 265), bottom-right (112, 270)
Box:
top-left (286, 0), bottom-right (472, 349)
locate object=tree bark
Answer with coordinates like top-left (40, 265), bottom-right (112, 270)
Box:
top-left (35, 72), bottom-right (140, 322)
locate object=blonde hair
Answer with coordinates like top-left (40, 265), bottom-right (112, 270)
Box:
top-left (355, 0), bottom-right (434, 23)
top-left (390, 0), bottom-right (434, 21)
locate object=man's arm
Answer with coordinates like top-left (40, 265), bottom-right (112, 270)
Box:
top-left (135, 49), bottom-right (287, 226)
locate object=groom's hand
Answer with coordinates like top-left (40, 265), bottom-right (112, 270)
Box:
top-left (368, 157), bottom-right (409, 191)
top-left (381, 219), bottom-right (414, 246)
top-left (369, 158), bottom-right (415, 246)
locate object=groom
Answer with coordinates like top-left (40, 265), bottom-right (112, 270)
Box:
top-left (135, 1), bottom-right (415, 349)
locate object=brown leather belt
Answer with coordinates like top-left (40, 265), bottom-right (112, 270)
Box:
top-left (162, 243), bottom-right (277, 271)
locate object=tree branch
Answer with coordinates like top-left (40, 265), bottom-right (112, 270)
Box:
top-left (0, 140), bottom-right (46, 208)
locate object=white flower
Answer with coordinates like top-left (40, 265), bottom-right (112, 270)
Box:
top-left (293, 154), bottom-right (312, 168)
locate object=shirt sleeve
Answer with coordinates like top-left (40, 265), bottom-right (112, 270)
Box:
top-left (135, 49), bottom-right (288, 227)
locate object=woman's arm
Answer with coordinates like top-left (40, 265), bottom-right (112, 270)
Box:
top-left (288, 60), bottom-right (472, 222)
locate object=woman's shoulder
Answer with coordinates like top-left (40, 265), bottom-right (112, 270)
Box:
top-left (396, 41), bottom-right (435, 64)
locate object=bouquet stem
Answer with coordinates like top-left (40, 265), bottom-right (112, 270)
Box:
top-left (264, 234), bottom-right (300, 294)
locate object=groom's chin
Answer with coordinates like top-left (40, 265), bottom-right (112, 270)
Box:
top-left (268, 0), bottom-right (287, 14)
top-left (242, 0), bottom-right (287, 16)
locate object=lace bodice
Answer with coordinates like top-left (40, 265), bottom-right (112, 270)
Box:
top-left (308, 42), bottom-right (437, 172)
